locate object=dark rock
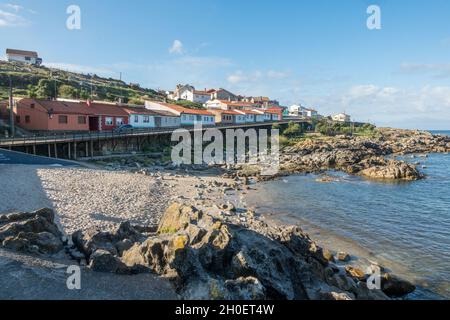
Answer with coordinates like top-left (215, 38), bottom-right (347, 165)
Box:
top-left (337, 252), bottom-right (351, 262)
top-left (381, 273), bottom-right (415, 297)
top-left (0, 209), bottom-right (63, 255)
top-left (89, 249), bottom-right (130, 274)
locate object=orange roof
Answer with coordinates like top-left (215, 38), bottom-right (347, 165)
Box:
top-left (193, 90), bottom-right (210, 95)
top-left (210, 109), bottom-right (243, 115)
top-left (159, 102), bottom-right (214, 116)
top-left (122, 106), bottom-right (162, 115)
top-left (87, 102), bottom-right (129, 117)
top-left (17, 99), bottom-right (93, 115)
top-left (217, 100), bottom-right (256, 107)
top-left (6, 49), bottom-right (38, 57)
top-left (265, 109), bottom-right (281, 114)
top-left (123, 106), bottom-right (177, 117)
top-left (237, 109), bottom-right (261, 115)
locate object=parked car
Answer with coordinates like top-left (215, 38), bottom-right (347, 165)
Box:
top-left (113, 124), bottom-right (134, 133)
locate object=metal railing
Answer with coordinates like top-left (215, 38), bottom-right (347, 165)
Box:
top-left (0, 119), bottom-right (307, 147)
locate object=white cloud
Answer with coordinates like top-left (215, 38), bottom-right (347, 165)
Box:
top-left (44, 62), bottom-right (117, 78)
top-left (3, 4), bottom-right (23, 12)
top-left (0, 9), bottom-right (28, 27)
top-left (300, 84), bottom-right (450, 129)
top-left (169, 40), bottom-right (184, 55)
top-left (227, 70), bottom-right (288, 84)
top-left (398, 62), bottom-right (450, 79)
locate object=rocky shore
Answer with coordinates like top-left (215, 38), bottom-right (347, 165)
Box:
top-left (229, 128), bottom-right (450, 181)
top-left (1, 127), bottom-right (445, 300)
top-left (0, 206), bottom-right (416, 300)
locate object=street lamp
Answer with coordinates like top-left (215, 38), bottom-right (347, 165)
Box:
top-left (8, 75), bottom-right (15, 137)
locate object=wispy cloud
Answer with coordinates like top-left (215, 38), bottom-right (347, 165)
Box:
top-left (44, 62), bottom-right (117, 78)
top-left (3, 3), bottom-right (23, 12)
top-left (0, 9), bottom-right (29, 27)
top-left (398, 62), bottom-right (450, 79)
top-left (169, 40), bottom-right (184, 55)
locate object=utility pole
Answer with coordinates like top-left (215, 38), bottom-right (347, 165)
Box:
top-left (8, 75), bottom-right (15, 137)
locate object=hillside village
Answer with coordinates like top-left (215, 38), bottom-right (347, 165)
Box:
top-left (1, 49), bottom-right (352, 135)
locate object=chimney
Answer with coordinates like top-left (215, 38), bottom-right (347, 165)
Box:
top-left (86, 99), bottom-right (92, 107)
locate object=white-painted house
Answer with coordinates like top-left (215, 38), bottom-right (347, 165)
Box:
top-left (145, 101), bottom-right (215, 126)
top-left (235, 110), bottom-right (261, 123)
top-left (169, 84), bottom-right (211, 103)
top-left (6, 49), bottom-right (42, 65)
top-left (123, 106), bottom-right (180, 128)
top-left (332, 113), bottom-right (351, 123)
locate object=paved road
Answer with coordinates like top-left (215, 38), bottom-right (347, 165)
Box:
top-left (0, 148), bottom-right (78, 166)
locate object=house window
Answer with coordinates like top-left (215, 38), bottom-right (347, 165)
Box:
top-left (78, 116), bottom-right (86, 124)
top-left (58, 115), bottom-right (68, 124)
top-left (16, 116), bottom-right (20, 123)
top-left (143, 116), bottom-right (150, 123)
top-left (30, 103), bottom-right (35, 109)
top-left (25, 115), bottom-right (30, 123)
top-left (105, 117), bottom-right (113, 125)
top-left (116, 117), bottom-right (124, 125)
top-left (25, 57), bottom-right (31, 61)
top-left (134, 115), bottom-right (139, 123)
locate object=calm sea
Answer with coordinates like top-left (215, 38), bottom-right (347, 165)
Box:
top-left (244, 130), bottom-right (450, 299)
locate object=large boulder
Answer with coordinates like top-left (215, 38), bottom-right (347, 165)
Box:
top-left (359, 160), bottom-right (423, 181)
top-left (381, 273), bottom-right (416, 297)
top-left (0, 208), bottom-right (64, 255)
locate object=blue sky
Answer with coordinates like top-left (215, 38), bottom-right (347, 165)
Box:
top-left (1, 0), bottom-right (450, 129)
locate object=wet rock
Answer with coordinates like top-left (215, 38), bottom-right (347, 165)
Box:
top-left (381, 273), bottom-right (415, 297)
top-left (0, 208), bottom-right (63, 255)
top-left (359, 160), bottom-right (423, 181)
top-left (345, 266), bottom-right (367, 281)
top-left (224, 277), bottom-right (266, 300)
top-left (89, 249), bottom-right (130, 274)
top-left (337, 252), bottom-right (351, 262)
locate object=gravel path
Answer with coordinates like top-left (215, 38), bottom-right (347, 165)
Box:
top-left (0, 165), bottom-right (170, 234)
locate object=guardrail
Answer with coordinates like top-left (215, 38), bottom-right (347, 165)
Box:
top-left (0, 119), bottom-right (307, 147)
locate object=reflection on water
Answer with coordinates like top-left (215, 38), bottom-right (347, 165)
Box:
top-left (245, 152), bottom-right (450, 299)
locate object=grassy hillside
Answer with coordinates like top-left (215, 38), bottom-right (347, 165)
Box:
top-left (0, 60), bottom-right (165, 103)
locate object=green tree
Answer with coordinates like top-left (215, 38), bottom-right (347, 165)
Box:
top-left (27, 85), bottom-right (38, 98)
top-left (35, 79), bottom-right (57, 99)
top-left (283, 121), bottom-right (303, 137)
top-left (58, 85), bottom-right (77, 99)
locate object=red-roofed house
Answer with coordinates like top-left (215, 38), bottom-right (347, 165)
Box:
top-left (13, 98), bottom-right (93, 131)
top-left (85, 101), bottom-right (129, 131)
top-left (205, 99), bottom-right (257, 111)
top-left (235, 109), bottom-right (262, 123)
top-left (122, 106), bottom-right (180, 128)
top-left (145, 101), bottom-right (215, 126)
top-left (208, 109), bottom-right (246, 124)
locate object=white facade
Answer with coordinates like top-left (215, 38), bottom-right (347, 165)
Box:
top-left (332, 113), bottom-right (351, 122)
top-left (160, 116), bottom-right (181, 127)
top-left (205, 99), bottom-right (227, 110)
top-left (180, 90), bottom-right (210, 103)
top-left (145, 101), bottom-right (215, 126)
top-left (130, 114), bottom-right (156, 128)
top-left (6, 49), bottom-right (42, 65)
top-left (180, 114), bottom-right (215, 126)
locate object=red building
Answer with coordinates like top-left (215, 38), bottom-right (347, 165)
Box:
top-left (85, 101), bottom-right (129, 131)
top-left (14, 98), bottom-right (93, 131)
top-left (13, 99), bottom-right (130, 132)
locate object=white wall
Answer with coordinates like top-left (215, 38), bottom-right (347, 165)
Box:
top-left (255, 114), bottom-right (265, 122)
top-left (160, 116), bottom-right (181, 127)
top-left (7, 55), bottom-right (37, 64)
top-left (130, 114), bottom-right (156, 128)
top-left (180, 114), bottom-right (215, 126)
